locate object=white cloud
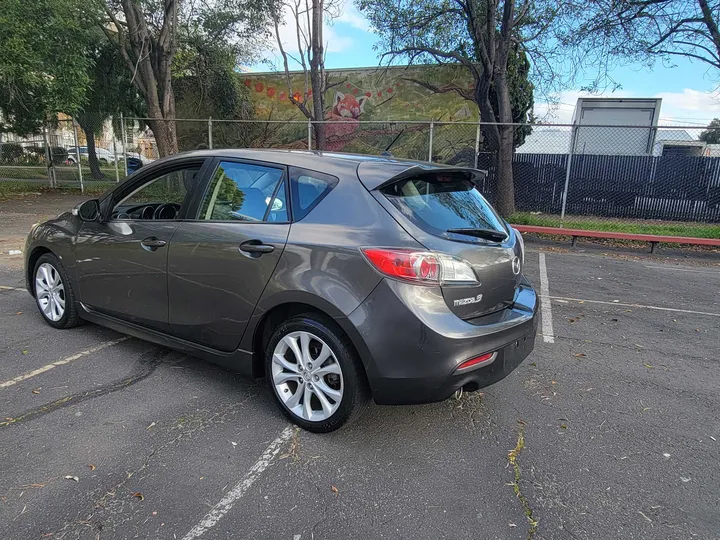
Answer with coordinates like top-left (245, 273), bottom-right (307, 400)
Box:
top-left (334, 2), bottom-right (371, 31)
top-left (653, 88), bottom-right (720, 125)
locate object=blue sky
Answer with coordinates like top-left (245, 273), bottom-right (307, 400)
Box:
top-left (254, 1), bottom-right (720, 127)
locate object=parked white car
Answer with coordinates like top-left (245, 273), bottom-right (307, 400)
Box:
top-left (66, 146), bottom-right (119, 165)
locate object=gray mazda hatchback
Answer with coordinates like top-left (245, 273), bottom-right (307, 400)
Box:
top-left (25, 150), bottom-right (538, 432)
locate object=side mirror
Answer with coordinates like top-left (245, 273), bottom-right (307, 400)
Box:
top-left (73, 199), bottom-right (101, 222)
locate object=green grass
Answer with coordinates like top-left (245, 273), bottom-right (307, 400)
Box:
top-left (0, 181), bottom-right (115, 201)
top-left (0, 165), bottom-right (120, 181)
top-left (510, 212), bottom-right (720, 239)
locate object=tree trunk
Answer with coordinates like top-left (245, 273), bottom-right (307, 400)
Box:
top-left (309, 0), bottom-right (326, 150)
top-left (492, 67), bottom-right (516, 217)
top-left (77, 117), bottom-right (105, 180)
top-left (495, 125), bottom-right (515, 216)
top-left (312, 120), bottom-right (326, 151)
top-left (115, 0), bottom-right (179, 158)
top-left (147, 118), bottom-right (174, 158)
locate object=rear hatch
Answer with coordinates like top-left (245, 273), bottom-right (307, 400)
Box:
top-left (370, 167), bottom-right (522, 320)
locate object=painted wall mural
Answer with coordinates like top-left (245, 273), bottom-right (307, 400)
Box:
top-left (244, 64), bottom-right (476, 121)
top-left (242, 65), bottom-right (478, 158)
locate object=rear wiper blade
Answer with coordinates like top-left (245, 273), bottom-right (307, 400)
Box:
top-left (446, 228), bottom-right (508, 242)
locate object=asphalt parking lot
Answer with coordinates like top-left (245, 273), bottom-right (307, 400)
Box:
top-left (1, 194), bottom-right (719, 540)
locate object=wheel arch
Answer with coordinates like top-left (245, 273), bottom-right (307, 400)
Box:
top-left (26, 246), bottom-right (53, 296)
top-left (246, 295), bottom-right (373, 381)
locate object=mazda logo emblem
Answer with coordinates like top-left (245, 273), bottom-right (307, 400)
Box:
top-left (511, 256), bottom-right (521, 275)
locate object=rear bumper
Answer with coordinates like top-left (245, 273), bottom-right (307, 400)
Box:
top-left (348, 277), bottom-right (538, 405)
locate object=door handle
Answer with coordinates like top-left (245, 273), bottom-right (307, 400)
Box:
top-left (239, 241), bottom-right (275, 255)
top-left (140, 237), bottom-right (167, 251)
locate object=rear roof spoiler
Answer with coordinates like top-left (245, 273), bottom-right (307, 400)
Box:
top-left (356, 161), bottom-right (487, 191)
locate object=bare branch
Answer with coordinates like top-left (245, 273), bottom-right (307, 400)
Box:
top-left (402, 78), bottom-right (475, 101)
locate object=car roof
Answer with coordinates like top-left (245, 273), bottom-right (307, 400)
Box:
top-left (155, 149), bottom-right (482, 190)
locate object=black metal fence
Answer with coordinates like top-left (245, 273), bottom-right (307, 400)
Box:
top-left (504, 153), bottom-right (720, 223)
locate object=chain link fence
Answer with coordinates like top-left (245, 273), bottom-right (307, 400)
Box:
top-left (508, 124), bottom-right (720, 238)
top-left (2, 115), bottom-right (718, 239)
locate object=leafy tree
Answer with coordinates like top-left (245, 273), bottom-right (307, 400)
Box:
top-left (489, 46), bottom-right (534, 148)
top-left (0, 0), bottom-right (92, 135)
top-left (98, 0), bottom-right (277, 157)
top-left (173, 37), bottom-right (255, 150)
top-left (700, 118), bottom-right (720, 144)
top-left (74, 39), bottom-right (144, 178)
top-left (357, 0), bottom-right (562, 216)
top-left (560, 1), bottom-right (720, 87)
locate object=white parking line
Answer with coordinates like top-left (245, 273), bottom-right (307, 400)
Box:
top-left (644, 265), bottom-right (720, 276)
top-left (538, 253), bottom-right (555, 343)
top-left (0, 337), bottom-right (130, 388)
top-left (550, 296), bottom-right (720, 318)
top-left (0, 285), bottom-right (24, 291)
top-left (181, 426), bottom-right (294, 540)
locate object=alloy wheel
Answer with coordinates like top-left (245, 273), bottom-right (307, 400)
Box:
top-left (271, 331), bottom-right (344, 422)
top-left (35, 262), bottom-right (65, 322)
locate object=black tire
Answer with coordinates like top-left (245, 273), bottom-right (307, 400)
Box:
top-left (264, 314), bottom-right (370, 433)
top-left (33, 253), bottom-right (83, 329)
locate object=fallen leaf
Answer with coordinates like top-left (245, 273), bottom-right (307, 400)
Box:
top-left (88, 464), bottom-right (96, 471)
top-left (643, 363), bottom-right (654, 369)
top-left (574, 353), bottom-right (586, 358)
top-left (578, 300), bottom-right (584, 304)
top-left (21, 350), bottom-right (28, 355)
top-left (568, 318), bottom-right (576, 323)
top-left (132, 492), bottom-right (144, 501)
top-left (15, 311), bottom-right (22, 315)
top-left (529, 362), bottom-right (537, 367)
top-left (551, 380), bottom-right (557, 385)
top-left (331, 485), bottom-right (339, 496)
top-left (560, 424), bottom-right (567, 429)
top-left (64, 476), bottom-right (79, 482)
top-left (31, 388), bottom-right (41, 394)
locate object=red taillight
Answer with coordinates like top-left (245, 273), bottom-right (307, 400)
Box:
top-left (361, 248), bottom-right (477, 285)
top-left (361, 248), bottom-right (440, 283)
top-left (457, 352), bottom-right (495, 371)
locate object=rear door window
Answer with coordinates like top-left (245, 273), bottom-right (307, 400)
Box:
top-left (381, 172), bottom-right (506, 238)
top-left (289, 167), bottom-right (338, 221)
top-left (200, 161), bottom-right (288, 222)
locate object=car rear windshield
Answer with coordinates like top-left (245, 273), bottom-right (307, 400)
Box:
top-left (381, 172), bottom-right (506, 238)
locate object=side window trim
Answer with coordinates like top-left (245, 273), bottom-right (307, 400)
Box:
top-left (262, 177), bottom-right (285, 222)
top-left (188, 157), bottom-right (291, 223)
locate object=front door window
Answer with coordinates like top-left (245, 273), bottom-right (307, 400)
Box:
top-left (112, 166), bottom-right (201, 220)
